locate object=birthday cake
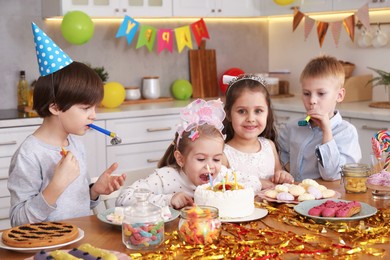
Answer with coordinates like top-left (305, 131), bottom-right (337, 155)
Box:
top-left (194, 181), bottom-right (254, 219)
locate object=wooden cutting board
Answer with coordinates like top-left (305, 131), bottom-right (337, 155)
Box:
top-left (189, 41), bottom-right (218, 98)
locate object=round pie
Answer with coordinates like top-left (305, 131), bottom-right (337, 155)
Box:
top-left (1, 221), bottom-right (79, 248)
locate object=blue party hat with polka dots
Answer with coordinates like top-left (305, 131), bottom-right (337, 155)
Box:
top-left (31, 22), bottom-right (73, 76)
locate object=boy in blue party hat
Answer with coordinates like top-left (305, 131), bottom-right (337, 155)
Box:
top-left (8, 23), bottom-right (126, 227)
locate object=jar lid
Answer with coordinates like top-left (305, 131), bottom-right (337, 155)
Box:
top-left (125, 86), bottom-right (139, 89)
top-left (180, 205), bottom-right (219, 219)
top-left (143, 76), bottom-right (159, 79)
top-left (341, 163), bottom-right (370, 176)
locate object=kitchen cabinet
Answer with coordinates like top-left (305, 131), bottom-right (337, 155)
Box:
top-left (42, 0), bottom-right (173, 18)
top-left (259, 0), bottom-right (332, 16)
top-left (349, 118), bottom-right (390, 165)
top-left (105, 114), bottom-right (178, 175)
top-left (173, 0), bottom-right (261, 17)
top-left (0, 125), bottom-right (40, 230)
top-left (333, 0), bottom-right (390, 11)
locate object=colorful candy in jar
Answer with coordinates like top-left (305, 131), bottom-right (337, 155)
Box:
top-left (122, 189), bottom-right (164, 250)
top-left (178, 205), bottom-right (221, 245)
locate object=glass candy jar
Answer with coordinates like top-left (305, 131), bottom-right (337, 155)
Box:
top-left (341, 164), bottom-right (370, 193)
top-left (178, 205), bottom-right (221, 245)
top-left (122, 189), bottom-right (164, 250)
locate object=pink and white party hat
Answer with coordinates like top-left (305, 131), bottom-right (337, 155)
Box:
top-left (31, 22), bottom-right (73, 76)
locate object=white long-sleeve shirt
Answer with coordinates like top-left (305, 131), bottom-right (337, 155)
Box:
top-left (278, 111), bottom-right (362, 181)
top-left (8, 135), bottom-right (98, 227)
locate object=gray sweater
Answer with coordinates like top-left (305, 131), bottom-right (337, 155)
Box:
top-left (8, 134), bottom-right (99, 227)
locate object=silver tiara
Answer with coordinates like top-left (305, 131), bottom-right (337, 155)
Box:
top-left (223, 74), bottom-right (268, 94)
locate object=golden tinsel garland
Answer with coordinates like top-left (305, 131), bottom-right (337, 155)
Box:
top-left (128, 202), bottom-right (389, 259)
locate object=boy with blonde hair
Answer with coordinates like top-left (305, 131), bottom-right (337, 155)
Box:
top-left (278, 55), bottom-right (361, 181)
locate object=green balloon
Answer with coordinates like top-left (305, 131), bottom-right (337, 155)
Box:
top-left (61, 11), bottom-right (94, 45)
top-left (171, 80), bottom-right (193, 100)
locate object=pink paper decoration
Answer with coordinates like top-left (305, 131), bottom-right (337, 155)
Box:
top-left (304, 16), bottom-right (315, 41)
top-left (330, 21), bottom-right (342, 47)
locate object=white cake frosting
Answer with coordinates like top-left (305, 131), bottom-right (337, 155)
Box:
top-left (194, 183), bottom-right (254, 219)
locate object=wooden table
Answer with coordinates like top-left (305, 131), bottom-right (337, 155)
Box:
top-left (1, 180), bottom-right (389, 259)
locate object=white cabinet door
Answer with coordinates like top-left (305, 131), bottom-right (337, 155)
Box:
top-left (349, 118), bottom-right (390, 165)
top-left (105, 114), bottom-right (178, 146)
top-left (173, 0), bottom-right (260, 17)
top-left (333, 0), bottom-right (390, 11)
top-left (81, 120), bottom-right (107, 179)
top-left (260, 0), bottom-right (332, 16)
top-left (42, 0), bottom-right (172, 18)
top-left (107, 140), bottom-right (172, 173)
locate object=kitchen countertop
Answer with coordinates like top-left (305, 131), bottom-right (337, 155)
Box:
top-left (1, 97), bottom-right (390, 128)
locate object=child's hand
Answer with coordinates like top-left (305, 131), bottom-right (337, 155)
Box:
top-left (260, 179), bottom-right (275, 190)
top-left (171, 192), bottom-right (193, 210)
top-left (90, 162), bottom-right (126, 200)
top-left (52, 151), bottom-right (80, 187)
top-left (272, 170), bottom-right (294, 184)
top-left (43, 151), bottom-right (80, 205)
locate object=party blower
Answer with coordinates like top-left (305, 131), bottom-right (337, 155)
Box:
top-left (298, 115), bottom-right (311, 126)
top-left (88, 124), bottom-right (122, 145)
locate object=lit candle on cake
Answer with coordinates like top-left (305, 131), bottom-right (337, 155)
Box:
top-left (222, 178), bottom-right (226, 192)
top-left (233, 171), bottom-right (238, 189)
top-left (225, 172), bottom-right (229, 183)
top-left (207, 164), bottom-right (213, 188)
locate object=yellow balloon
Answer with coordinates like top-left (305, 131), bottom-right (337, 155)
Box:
top-left (101, 82), bottom-right (125, 108)
top-left (273, 0), bottom-right (295, 5)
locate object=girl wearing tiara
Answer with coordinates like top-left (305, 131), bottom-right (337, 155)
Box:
top-left (116, 99), bottom-right (261, 210)
top-left (222, 74), bottom-right (294, 190)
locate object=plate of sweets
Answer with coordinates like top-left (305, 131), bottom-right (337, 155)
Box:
top-left (98, 206), bottom-right (180, 226)
top-left (257, 179), bottom-right (340, 204)
top-left (294, 199), bottom-right (377, 222)
top-left (25, 243), bottom-right (131, 259)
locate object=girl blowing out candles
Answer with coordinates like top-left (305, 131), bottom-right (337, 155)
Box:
top-left (116, 99), bottom-right (260, 210)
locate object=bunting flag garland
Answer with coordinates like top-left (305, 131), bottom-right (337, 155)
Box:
top-left (293, 8), bottom-right (304, 32)
top-left (116, 17), bottom-right (209, 53)
top-left (174, 25), bottom-right (193, 53)
top-left (136, 24), bottom-right (157, 52)
top-left (304, 16), bottom-right (315, 41)
top-left (317, 21), bottom-right (329, 47)
top-left (330, 21), bottom-right (342, 47)
top-left (343, 15), bottom-right (355, 42)
top-left (190, 18), bottom-right (210, 47)
top-left (293, 3), bottom-right (368, 47)
top-left (115, 15), bottom-right (139, 45)
top-left (157, 29), bottom-right (173, 54)
top-left (355, 3), bottom-right (370, 31)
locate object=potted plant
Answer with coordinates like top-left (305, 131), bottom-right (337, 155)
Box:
top-left (84, 63), bottom-right (109, 83)
top-left (367, 67), bottom-right (390, 108)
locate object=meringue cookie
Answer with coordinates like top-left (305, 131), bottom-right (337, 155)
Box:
top-left (276, 192), bottom-right (294, 201)
top-left (288, 185), bottom-right (306, 196)
top-left (301, 179), bottom-right (319, 188)
top-left (275, 184), bottom-right (289, 193)
top-left (307, 186), bottom-right (323, 199)
top-left (298, 193), bottom-right (315, 201)
top-left (322, 189), bottom-right (336, 198)
top-left (264, 189), bottom-right (279, 199)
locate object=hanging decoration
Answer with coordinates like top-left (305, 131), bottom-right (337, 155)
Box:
top-left (293, 3), bottom-right (369, 48)
top-left (116, 16), bottom-right (210, 53)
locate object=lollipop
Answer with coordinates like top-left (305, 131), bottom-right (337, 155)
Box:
top-left (374, 130), bottom-right (390, 170)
